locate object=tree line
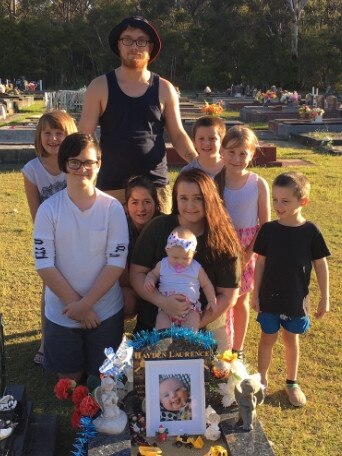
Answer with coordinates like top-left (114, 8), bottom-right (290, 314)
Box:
top-left (1, 0), bottom-right (341, 91)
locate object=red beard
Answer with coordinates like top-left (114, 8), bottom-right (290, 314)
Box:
top-left (121, 53), bottom-right (150, 69)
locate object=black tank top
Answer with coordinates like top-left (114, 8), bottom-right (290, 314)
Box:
top-left (97, 71), bottom-right (168, 190)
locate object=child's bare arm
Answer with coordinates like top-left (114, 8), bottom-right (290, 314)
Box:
top-left (244, 178), bottom-right (271, 263)
top-left (250, 255), bottom-right (265, 312)
top-left (23, 175), bottom-right (41, 221)
top-left (313, 257), bottom-right (330, 319)
top-left (198, 267), bottom-right (217, 310)
top-left (144, 262), bottom-right (161, 292)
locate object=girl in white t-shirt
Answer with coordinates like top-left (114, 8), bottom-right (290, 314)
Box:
top-left (216, 126), bottom-right (271, 358)
top-left (144, 226), bottom-right (217, 330)
top-left (22, 110), bottom-right (77, 366)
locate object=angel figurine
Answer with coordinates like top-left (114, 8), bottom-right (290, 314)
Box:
top-left (93, 376), bottom-right (128, 434)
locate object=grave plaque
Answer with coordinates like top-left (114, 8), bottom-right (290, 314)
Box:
top-left (133, 337), bottom-right (214, 402)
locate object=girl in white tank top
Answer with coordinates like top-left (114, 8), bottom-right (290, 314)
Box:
top-left (219, 126), bottom-right (271, 357)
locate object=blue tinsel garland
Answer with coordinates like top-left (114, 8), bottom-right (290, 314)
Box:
top-left (71, 416), bottom-right (97, 456)
top-left (128, 326), bottom-right (217, 351)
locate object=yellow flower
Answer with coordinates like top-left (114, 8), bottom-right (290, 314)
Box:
top-left (217, 350), bottom-right (238, 363)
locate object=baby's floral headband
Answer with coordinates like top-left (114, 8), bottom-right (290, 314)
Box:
top-left (166, 231), bottom-right (197, 252)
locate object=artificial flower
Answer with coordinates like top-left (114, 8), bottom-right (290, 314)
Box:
top-left (71, 407), bottom-right (82, 429)
top-left (79, 395), bottom-right (100, 417)
top-left (280, 90), bottom-right (300, 104)
top-left (309, 107), bottom-right (325, 119)
top-left (211, 350), bottom-right (238, 379)
top-left (200, 101), bottom-right (223, 116)
top-left (217, 350), bottom-right (238, 363)
top-left (54, 378), bottom-right (77, 400)
top-left (298, 105), bottom-right (324, 119)
top-left (298, 104), bottom-right (312, 117)
top-left (72, 385), bottom-right (89, 406)
top-left (255, 89), bottom-right (278, 103)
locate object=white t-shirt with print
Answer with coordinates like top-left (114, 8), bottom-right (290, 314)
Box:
top-left (34, 188), bottom-right (129, 327)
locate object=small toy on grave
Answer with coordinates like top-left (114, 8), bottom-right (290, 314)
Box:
top-left (129, 412), bottom-right (149, 445)
top-left (137, 445), bottom-right (163, 456)
top-left (156, 424), bottom-right (168, 443)
top-left (173, 434), bottom-right (204, 449)
top-left (204, 445), bottom-right (228, 456)
top-left (0, 395), bottom-right (17, 412)
top-left (205, 405), bottom-right (221, 441)
top-left (131, 433), bottom-right (150, 446)
top-left (234, 373), bottom-right (265, 431)
top-left (0, 419), bottom-right (18, 441)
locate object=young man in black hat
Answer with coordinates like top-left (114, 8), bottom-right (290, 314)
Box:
top-left (79, 16), bottom-right (198, 213)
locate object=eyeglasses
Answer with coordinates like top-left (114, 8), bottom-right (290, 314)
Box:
top-left (118, 38), bottom-right (151, 47)
top-left (67, 159), bottom-right (98, 170)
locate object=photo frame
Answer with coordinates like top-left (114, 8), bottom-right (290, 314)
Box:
top-left (145, 358), bottom-right (206, 437)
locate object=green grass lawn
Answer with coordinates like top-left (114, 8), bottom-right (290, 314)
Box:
top-left (0, 141), bottom-right (341, 455)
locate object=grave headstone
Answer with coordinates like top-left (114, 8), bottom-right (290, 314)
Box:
top-left (317, 95), bottom-right (325, 109)
top-left (326, 95), bottom-right (337, 111)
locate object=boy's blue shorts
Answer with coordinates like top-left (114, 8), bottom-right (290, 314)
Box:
top-left (44, 309), bottom-right (124, 375)
top-left (256, 312), bottom-right (311, 335)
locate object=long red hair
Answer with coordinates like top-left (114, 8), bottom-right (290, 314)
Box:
top-left (172, 169), bottom-right (241, 261)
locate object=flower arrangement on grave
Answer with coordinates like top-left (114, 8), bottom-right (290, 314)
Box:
top-left (53, 337), bottom-right (134, 429)
top-left (53, 338), bottom-right (135, 454)
top-left (309, 107), bottom-right (325, 120)
top-left (211, 350), bottom-right (249, 407)
top-left (200, 100), bottom-right (223, 116)
top-left (298, 105), bottom-right (324, 120)
top-left (255, 90), bottom-right (278, 104)
top-left (27, 82), bottom-right (37, 92)
top-left (280, 90), bottom-right (300, 105)
top-left (54, 378), bottom-right (100, 429)
top-left (298, 104), bottom-right (312, 118)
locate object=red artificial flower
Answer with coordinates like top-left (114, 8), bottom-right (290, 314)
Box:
top-left (79, 395), bottom-right (100, 417)
top-left (54, 378), bottom-right (77, 400)
top-left (72, 385), bottom-right (89, 406)
top-left (71, 407), bottom-right (82, 429)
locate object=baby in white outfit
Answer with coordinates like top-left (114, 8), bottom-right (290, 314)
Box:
top-left (144, 226), bottom-right (217, 330)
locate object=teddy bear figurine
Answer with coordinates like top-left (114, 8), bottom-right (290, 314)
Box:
top-left (234, 373), bottom-right (264, 431)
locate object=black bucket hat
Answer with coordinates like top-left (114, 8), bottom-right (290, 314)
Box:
top-left (108, 16), bottom-right (161, 63)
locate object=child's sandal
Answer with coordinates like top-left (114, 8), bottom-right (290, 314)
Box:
top-left (286, 383), bottom-right (306, 407)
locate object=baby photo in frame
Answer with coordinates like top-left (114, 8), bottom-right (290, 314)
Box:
top-left (145, 358), bottom-right (206, 436)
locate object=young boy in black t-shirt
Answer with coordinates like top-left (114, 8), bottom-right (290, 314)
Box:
top-left (251, 172), bottom-right (330, 407)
